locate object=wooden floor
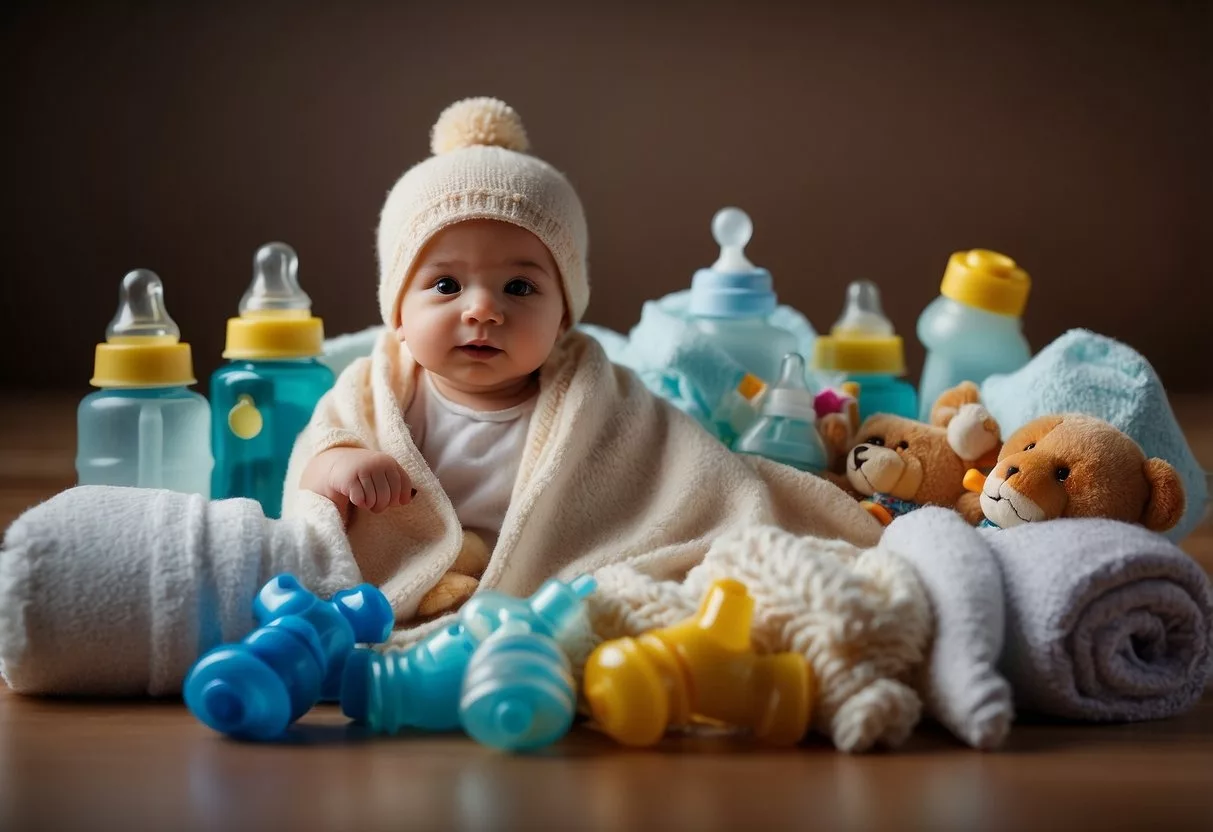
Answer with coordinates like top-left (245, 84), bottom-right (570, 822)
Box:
top-left (1, 391), bottom-right (1211, 832)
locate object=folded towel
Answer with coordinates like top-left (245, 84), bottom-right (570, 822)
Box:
top-left (980, 328), bottom-right (1209, 541)
top-left (981, 518), bottom-right (1213, 721)
top-left (0, 486), bottom-right (361, 696)
top-left (880, 508), bottom-right (1014, 750)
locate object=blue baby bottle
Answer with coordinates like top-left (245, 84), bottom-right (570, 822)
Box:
top-left (812, 280), bottom-right (918, 422)
top-left (76, 269), bottom-right (212, 495)
top-left (688, 207), bottom-right (801, 384)
top-left (916, 249), bottom-right (1031, 421)
top-left (733, 353), bottom-right (829, 474)
top-left (210, 243), bottom-right (334, 517)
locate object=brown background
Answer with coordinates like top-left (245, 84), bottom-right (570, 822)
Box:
top-left (2, 0), bottom-right (1210, 393)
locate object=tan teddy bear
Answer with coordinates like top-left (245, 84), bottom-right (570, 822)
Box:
top-left (836, 382), bottom-right (1002, 526)
top-left (966, 413), bottom-right (1186, 531)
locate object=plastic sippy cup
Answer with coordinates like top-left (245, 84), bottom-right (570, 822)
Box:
top-left (812, 280), bottom-right (918, 422)
top-left (733, 353), bottom-right (828, 474)
top-left (210, 243), bottom-right (334, 518)
top-left (76, 269), bottom-right (212, 495)
top-left (687, 207), bottom-right (801, 384)
top-left (917, 249), bottom-right (1031, 421)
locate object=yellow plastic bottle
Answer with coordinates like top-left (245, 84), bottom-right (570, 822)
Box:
top-left (583, 578), bottom-right (813, 747)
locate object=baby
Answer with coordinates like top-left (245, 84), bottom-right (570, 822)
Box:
top-left (283, 97), bottom-right (879, 626)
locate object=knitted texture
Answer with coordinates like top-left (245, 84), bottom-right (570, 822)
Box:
top-left (377, 97), bottom-right (590, 329)
top-left (586, 524), bottom-right (933, 753)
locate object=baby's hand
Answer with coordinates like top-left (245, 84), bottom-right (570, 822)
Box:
top-left (302, 447), bottom-right (415, 520)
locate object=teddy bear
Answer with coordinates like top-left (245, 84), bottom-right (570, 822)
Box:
top-left (964, 413), bottom-right (1186, 531)
top-left (826, 382), bottom-right (1003, 526)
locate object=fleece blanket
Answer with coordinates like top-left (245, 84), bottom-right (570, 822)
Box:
top-left (280, 328), bottom-right (882, 623)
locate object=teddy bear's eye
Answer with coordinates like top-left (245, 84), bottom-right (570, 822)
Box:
top-left (865, 437), bottom-right (885, 446)
top-left (1024, 443), bottom-right (1036, 451)
top-left (896, 440), bottom-right (909, 450)
top-left (1055, 466), bottom-right (1070, 482)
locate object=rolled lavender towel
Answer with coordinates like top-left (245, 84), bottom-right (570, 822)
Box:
top-left (0, 485), bottom-right (361, 696)
top-left (983, 519), bottom-right (1213, 721)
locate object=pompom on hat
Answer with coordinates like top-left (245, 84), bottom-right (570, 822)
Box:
top-left (377, 97), bottom-right (590, 329)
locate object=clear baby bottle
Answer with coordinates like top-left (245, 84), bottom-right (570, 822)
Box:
top-left (917, 249), bottom-right (1031, 421)
top-left (210, 243), bottom-right (334, 518)
top-left (688, 207), bottom-right (801, 384)
top-left (812, 280), bottom-right (918, 422)
top-left (76, 269), bottom-right (212, 495)
top-left (733, 353), bottom-right (828, 474)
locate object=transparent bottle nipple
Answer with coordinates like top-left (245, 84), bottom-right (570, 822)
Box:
top-left (239, 242), bottom-right (311, 317)
top-left (769, 353), bottom-right (812, 398)
top-left (105, 269), bottom-right (181, 344)
top-left (833, 280), bottom-right (894, 337)
top-left (710, 207), bottom-right (758, 273)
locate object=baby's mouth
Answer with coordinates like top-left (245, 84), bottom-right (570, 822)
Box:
top-left (459, 344), bottom-right (502, 358)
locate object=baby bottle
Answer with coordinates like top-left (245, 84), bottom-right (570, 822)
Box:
top-left (687, 207), bottom-right (801, 384)
top-left (210, 243), bottom-right (334, 518)
top-left (916, 249), bottom-right (1031, 421)
top-left (812, 280), bottom-right (917, 422)
top-left (76, 269), bottom-right (212, 495)
top-left (733, 353), bottom-right (828, 474)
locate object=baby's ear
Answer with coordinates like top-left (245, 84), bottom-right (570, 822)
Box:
top-left (1141, 458), bottom-right (1185, 532)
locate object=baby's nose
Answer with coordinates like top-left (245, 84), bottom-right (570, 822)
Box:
top-left (462, 294), bottom-right (503, 324)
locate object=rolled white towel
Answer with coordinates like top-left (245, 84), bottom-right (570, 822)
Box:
top-left (0, 485), bottom-right (360, 696)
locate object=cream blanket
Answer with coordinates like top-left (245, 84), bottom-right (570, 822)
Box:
top-left (282, 329), bottom-right (884, 624)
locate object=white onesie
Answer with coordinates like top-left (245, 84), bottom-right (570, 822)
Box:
top-left (404, 372), bottom-right (536, 549)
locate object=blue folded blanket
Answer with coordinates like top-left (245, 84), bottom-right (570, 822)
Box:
top-left (980, 328), bottom-right (1209, 542)
top-left (579, 290), bottom-right (822, 431)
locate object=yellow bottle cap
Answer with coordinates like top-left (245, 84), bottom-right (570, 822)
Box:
top-left (939, 249), bottom-right (1031, 317)
top-left (90, 269), bottom-right (196, 388)
top-left (223, 243), bottom-right (325, 360)
top-left (811, 280), bottom-right (907, 375)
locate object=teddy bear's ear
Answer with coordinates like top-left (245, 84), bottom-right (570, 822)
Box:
top-left (946, 403), bottom-right (1002, 463)
top-left (1141, 458), bottom-right (1186, 533)
top-left (930, 381), bottom-right (982, 428)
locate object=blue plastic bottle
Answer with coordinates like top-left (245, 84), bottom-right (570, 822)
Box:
top-left (76, 269), bottom-right (212, 495)
top-left (184, 574), bottom-right (393, 741)
top-left (341, 574), bottom-right (596, 743)
top-left (459, 622), bottom-right (576, 752)
top-left (917, 249), bottom-right (1032, 421)
top-left (210, 243), bottom-right (334, 517)
top-left (733, 353), bottom-right (829, 474)
top-left (812, 280), bottom-right (918, 422)
top-left (687, 207), bottom-right (802, 384)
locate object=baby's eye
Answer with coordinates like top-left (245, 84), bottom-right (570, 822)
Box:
top-left (1024, 442), bottom-right (1036, 451)
top-left (1055, 466), bottom-right (1070, 483)
top-left (896, 440), bottom-right (909, 450)
top-left (504, 278), bottom-right (535, 297)
top-left (434, 277), bottom-right (461, 295)
top-left (865, 437), bottom-right (885, 446)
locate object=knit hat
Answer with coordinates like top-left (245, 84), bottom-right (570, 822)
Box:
top-left (377, 97), bottom-right (590, 330)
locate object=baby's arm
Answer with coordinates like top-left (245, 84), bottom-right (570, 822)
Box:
top-left (300, 447), bottom-right (414, 524)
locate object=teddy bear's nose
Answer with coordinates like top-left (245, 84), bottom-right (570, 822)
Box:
top-left (1005, 465), bottom-right (1020, 477)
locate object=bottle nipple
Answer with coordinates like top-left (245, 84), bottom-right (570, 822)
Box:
top-left (832, 280), bottom-right (894, 337)
top-left (771, 353), bottom-right (811, 395)
top-left (239, 242), bottom-right (311, 318)
top-left (105, 269), bottom-right (182, 344)
top-left (710, 207), bottom-right (758, 273)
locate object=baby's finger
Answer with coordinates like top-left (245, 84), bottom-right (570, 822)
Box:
top-left (371, 468), bottom-right (391, 512)
top-left (358, 473), bottom-right (378, 510)
top-left (384, 465), bottom-right (404, 505)
top-left (348, 479), bottom-right (367, 509)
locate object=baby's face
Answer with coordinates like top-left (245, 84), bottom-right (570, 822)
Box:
top-left (396, 219), bottom-right (566, 401)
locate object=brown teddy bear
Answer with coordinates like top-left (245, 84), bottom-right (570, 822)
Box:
top-left (831, 382), bottom-right (1003, 526)
top-left (965, 413), bottom-right (1186, 532)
